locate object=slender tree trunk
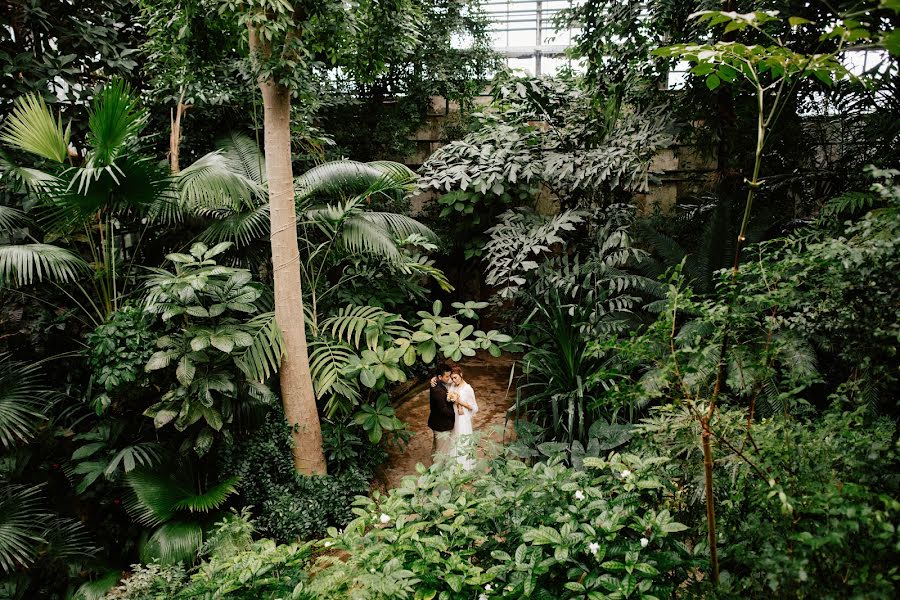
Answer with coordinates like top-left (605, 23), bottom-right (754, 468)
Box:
top-left (254, 36), bottom-right (326, 474)
top-left (169, 89), bottom-right (188, 173)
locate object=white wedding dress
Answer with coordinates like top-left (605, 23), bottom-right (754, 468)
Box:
top-left (450, 382), bottom-right (478, 470)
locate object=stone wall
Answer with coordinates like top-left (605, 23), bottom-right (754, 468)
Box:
top-left (405, 95), bottom-right (719, 214)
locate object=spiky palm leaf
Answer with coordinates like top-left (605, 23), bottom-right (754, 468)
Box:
top-left (0, 243), bottom-right (87, 286)
top-left (294, 160), bottom-right (391, 202)
top-left (0, 357), bottom-right (52, 449)
top-left (0, 94), bottom-right (70, 163)
top-left (140, 521), bottom-right (204, 566)
top-left (85, 79), bottom-right (147, 167)
top-left (197, 203), bottom-right (270, 248)
top-left (124, 469), bottom-right (239, 527)
top-left (0, 484), bottom-right (49, 573)
top-left (319, 305), bottom-right (409, 350)
top-left (178, 137), bottom-right (267, 214)
top-left (309, 340), bottom-right (362, 417)
top-left (234, 312), bottom-right (285, 381)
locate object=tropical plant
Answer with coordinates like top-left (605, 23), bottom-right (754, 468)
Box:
top-left (0, 356), bottom-right (52, 449)
top-left (142, 242), bottom-right (279, 455)
top-left (0, 80), bottom-right (172, 319)
top-left (85, 305), bottom-right (157, 415)
top-left (70, 420), bottom-right (164, 492)
top-left (124, 467), bottom-right (239, 565)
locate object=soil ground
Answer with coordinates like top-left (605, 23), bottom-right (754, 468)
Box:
top-left (375, 352), bottom-right (518, 491)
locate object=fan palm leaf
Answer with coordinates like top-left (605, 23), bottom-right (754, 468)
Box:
top-left (197, 203), bottom-right (270, 248)
top-left (0, 357), bottom-right (52, 448)
top-left (85, 79), bottom-right (147, 167)
top-left (0, 94), bottom-right (70, 163)
top-left (294, 160), bottom-right (387, 202)
top-left (140, 521), bottom-right (204, 566)
top-left (0, 243), bottom-right (88, 286)
top-left (124, 469), bottom-right (239, 527)
top-left (0, 484), bottom-right (49, 573)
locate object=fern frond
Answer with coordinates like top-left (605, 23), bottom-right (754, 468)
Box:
top-left (234, 312), bottom-right (284, 381)
top-left (140, 521), bottom-right (203, 565)
top-left (320, 305), bottom-right (408, 350)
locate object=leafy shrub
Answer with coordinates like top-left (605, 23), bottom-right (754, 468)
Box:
top-left (637, 403), bottom-right (900, 598)
top-left (305, 451), bottom-right (698, 598)
top-left (86, 305), bottom-right (156, 414)
top-left (142, 242), bottom-right (280, 456)
top-left (218, 412), bottom-right (375, 543)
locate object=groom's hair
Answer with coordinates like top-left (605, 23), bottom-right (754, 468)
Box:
top-left (435, 362), bottom-right (451, 376)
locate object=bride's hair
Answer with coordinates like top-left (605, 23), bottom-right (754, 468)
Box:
top-left (450, 366), bottom-right (464, 380)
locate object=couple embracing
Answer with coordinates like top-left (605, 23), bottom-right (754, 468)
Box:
top-left (427, 363), bottom-right (479, 470)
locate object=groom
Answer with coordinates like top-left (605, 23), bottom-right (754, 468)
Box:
top-left (427, 363), bottom-right (455, 460)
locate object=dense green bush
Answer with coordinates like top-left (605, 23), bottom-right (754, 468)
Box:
top-left (637, 403), bottom-right (900, 598)
top-left (305, 451), bottom-right (699, 598)
top-left (218, 412), bottom-right (374, 543)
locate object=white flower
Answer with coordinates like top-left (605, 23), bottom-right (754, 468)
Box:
top-left (379, 513), bottom-right (391, 524)
top-left (370, 567), bottom-right (376, 573)
top-left (574, 490), bottom-right (585, 501)
top-left (323, 541), bottom-right (332, 547)
top-left (640, 537), bottom-right (649, 548)
top-left (588, 542), bottom-right (600, 555)
top-left (485, 584), bottom-right (492, 591)
top-left (620, 469), bottom-right (632, 479)
top-left (479, 596), bottom-right (488, 600)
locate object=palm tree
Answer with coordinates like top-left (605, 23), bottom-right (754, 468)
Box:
top-left (124, 468), bottom-right (239, 565)
top-left (0, 81), bottom-right (171, 319)
top-left (176, 136), bottom-right (442, 474)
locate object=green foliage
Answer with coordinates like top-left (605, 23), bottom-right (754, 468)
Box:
top-left (305, 451), bottom-right (697, 598)
top-left (353, 394), bottom-right (406, 444)
top-left (143, 242), bottom-right (277, 456)
top-left (0, 356), bottom-right (50, 449)
top-left (86, 306), bottom-right (156, 413)
top-left (419, 75), bottom-right (675, 207)
top-left (70, 421), bottom-right (164, 493)
top-left (638, 402), bottom-right (900, 598)
top-left (217, 413), bottom-right (373, 543)
top-left (124, 467), bottom-right (239, 565)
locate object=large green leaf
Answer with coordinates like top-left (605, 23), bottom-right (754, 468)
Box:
top-left (0, 484), bottom-right (49, 573)
top-left (86, 78), bottom-right (147, 167)
top-left (0, 357), bottom-right (52, 448)
top-left (140, 521), bottom-right (204, 565)
top-left (0, 94), bottom-right (70, 163)
top-left (0, 243), bottom-right (87, 286)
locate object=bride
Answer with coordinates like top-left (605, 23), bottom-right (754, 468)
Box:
top-left (447, 366), bottom-right (478, 470)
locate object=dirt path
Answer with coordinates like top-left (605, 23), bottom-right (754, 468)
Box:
top-left (376, 353), bottom-right (518, 491)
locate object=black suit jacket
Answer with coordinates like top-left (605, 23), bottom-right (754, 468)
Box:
top-left (427, 381), bottom-right (455, 432)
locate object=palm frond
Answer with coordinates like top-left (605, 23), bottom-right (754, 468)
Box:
top-left (197, 203), bottom-right (270, 248)
top-left (0, 94), bottom-right (70, 163)
top-left (320, 305), bottom-right (408, 350)
top-left (0, 484), bottom-right (49, 573)
top-left (74, 570), bottom-right (122, 600)
top-left (0, 357), bottom-right (52, 448)
top-left (294, 160), bottom-right (385, 202)
top-left (336, 216), bottom-right (403, 261)
top-left (0, 206), bottom-right (29, 232)
top-left (309, 340), bottom-right (361, 416)
top-left (170, 476), bottom-right (239, 513)
top-left (234, 312), bottom-right (284, 381)
top-left (124, 470), bottom-right (190, 527)
top-left (42, 516), bottom-right (98, 563)
top-left (86, 79), bottom-right (147, 167)
top-left (0, 243), bottom-right (88, 286)
top-left (178, 151), bottom-right (266, 213)
top-left (140, 521), bottom-right (203, 565)
top-left (358, 211), bottom-right (438, 242)
top-left (219, 131), bottom-right (266, 185)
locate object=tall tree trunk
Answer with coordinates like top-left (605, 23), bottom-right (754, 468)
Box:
top-left (257, 61), bottom-right (327, 475)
